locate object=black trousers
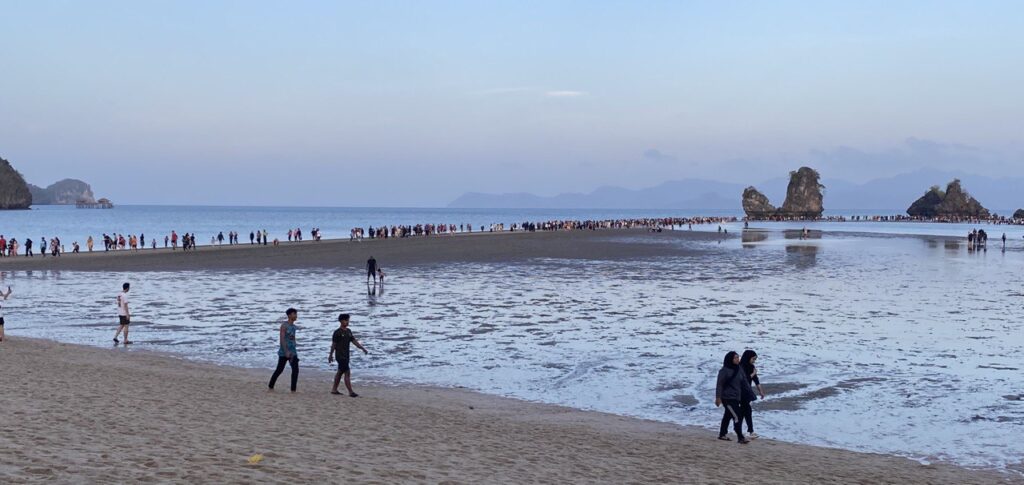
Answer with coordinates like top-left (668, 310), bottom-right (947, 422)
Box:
top-left (719, 399), bottom-right (746, 439)
top-left (269, 355), bottom-right (299, 391)
top-left (741, 399), bottom-right (754, 432)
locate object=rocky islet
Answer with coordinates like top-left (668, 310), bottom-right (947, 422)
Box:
top-left (742, 166), bottom-right (825, 219)
top-left (0, 156), bottom-right (33, 209)
top-left (906, 179), bottom-right (990, 218)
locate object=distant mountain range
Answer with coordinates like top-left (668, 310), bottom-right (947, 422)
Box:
top-left (448, 169), bottom-right (1023, 214)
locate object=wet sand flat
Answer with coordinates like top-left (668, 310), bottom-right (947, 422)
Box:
top-left (0, 337), bottom-right (1011, 484)
top-left (0, 229), bottom-right (719, 272)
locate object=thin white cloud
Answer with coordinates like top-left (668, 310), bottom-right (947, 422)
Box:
top-left (545, 90), bottom-right (587, 97)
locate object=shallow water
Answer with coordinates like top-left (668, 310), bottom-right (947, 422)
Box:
top-left (3, 228), bottom-right (1023, 471)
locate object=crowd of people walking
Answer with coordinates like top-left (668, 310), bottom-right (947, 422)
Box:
top-left (0, 216), bottom-right (737, 258)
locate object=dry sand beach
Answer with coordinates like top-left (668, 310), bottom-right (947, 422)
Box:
top-left (0, 338), bottom-right (1012, 484)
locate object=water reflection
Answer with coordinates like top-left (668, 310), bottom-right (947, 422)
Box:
top-left (782, 229), bottom-right (821, 240)
top-left (741, 230), bottom-right (768, 248)
top-left (784, 243), bottom-right (819, 269)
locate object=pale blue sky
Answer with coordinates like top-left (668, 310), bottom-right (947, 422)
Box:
top-left (1, 1), bottom-right (1021, 205)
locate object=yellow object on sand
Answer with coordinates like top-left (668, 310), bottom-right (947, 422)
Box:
top-left (248, 454), bottom-right (264, 465)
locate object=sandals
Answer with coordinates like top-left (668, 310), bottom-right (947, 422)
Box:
top-left (717, 435), bottom-right (731, 441)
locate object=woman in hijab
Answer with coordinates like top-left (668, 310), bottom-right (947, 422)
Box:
top-left (715, 350), bottom-right (756, 444)
top-left (740, 350), bottom-right (767, 439)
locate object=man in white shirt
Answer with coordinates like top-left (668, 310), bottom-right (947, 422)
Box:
top-left (113, 283), bottom-right (132, 345)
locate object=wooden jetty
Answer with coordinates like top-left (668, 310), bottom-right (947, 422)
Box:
top-left (76, 198), bottom-right (114, 209)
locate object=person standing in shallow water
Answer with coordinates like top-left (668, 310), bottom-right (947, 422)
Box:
top-left (367, 256), bottom-right (378, 284)
top-left (739, 350), bottom-right (767, 439)
top-left (328, 313), bottom-right (368, 397)
top-left (269, 308), bottom-right (300, 392)
top-left (715, 350), bottom-right (755, 444)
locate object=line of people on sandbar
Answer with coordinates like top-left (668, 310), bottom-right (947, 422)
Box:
top-left (0, 235), bottom-right (74, 257)
top-left (2, 215), bottom-right (740, 259)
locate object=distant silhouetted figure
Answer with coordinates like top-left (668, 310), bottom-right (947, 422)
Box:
top-left (367, 256), bottom-right (378, 283)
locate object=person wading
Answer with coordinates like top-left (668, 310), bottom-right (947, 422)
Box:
top-left (367, 256), bottom-right (378, 284)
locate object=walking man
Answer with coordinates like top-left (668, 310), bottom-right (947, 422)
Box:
top-left (367, 256), bottom-right (378, 284)
top-left (269, 308), bottom-right (300, 392)
top-left (113, 283), bottom-right (132, 345)
top-left (328, 313), bottom-right (368, 397)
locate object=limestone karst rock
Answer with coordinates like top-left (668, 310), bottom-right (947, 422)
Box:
top-left (779, 167), bottom-right (825, 218)
top-left (742, 166), bottom-right (824, 219)
top-left (0, 156), bottom-right (33, 210)
top-left (742, 186), bottom-right (776, 218)
top-left (906, 186), bottom-right (945, 218)
top-left (906, 179), bottom-right (989, 218)
top-left (29, 179), bottom-right (97, 205)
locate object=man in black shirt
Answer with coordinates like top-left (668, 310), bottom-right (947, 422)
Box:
top-left (366, 256), bottom-right (378, 283)
top-left (328, 313), bottom-right (368, 397)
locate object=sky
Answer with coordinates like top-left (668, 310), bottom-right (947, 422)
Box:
top-left (1, 1), bottom-right (1022, 206)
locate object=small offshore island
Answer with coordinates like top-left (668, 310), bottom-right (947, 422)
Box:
top-left (741, 165), bottom-right (1019, 223)
top-left (0, 155), bottom-right (109, 209)
top-left (0, 156), bottom-right (33, 209)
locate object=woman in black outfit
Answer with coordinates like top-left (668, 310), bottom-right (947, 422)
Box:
top-left (740, 350), bottom-right (767, 439)
top-left (715, 350), bottom-right (756, 444)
